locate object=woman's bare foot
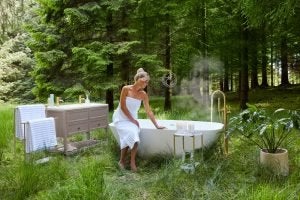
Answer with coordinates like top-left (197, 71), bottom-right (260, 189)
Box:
top-left (118, 161), bottom-right (125, 170)
top-left (130, 163), bottom-right (137, 172)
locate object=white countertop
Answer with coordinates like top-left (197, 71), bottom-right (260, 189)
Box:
top-left (46, 103), bottom-right (108, 110)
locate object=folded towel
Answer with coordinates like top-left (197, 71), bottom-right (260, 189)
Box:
top-left (25, 117), bottom-right (57, 153)
top-left (15, 104), bottom-right (46, 139)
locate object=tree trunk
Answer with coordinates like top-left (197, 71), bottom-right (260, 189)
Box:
top-left (142, 13), bottom-right (148, 54)
top-left (261, 26), bottom-right (269, 88)
top-left (240, 19), bottom-right (249, 110)
top-left (164, 21), bottom-right (172, 111)
top-left (230, 69), bottom-right (234, 91)
top-left (270, 39), bottom-right (274, 86)
top-left (223, 57), bottom-right (229, 92)
top-left (280, 34), bottom-right (290, 86)
top-left (120, 4), bottom-right (130, 84)
top-left (105, 10), bottom-right (114, 111)
top-left (250, 29), bottom-right (259, 89)
top-left (201, 0), bottom-right (210, 106)
top-left (106, 63), bottom-right (114, 111)
top-left (219, 77), bottom-right (224, 91)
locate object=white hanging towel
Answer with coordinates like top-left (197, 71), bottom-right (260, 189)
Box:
top-left (25, 117), bottom-right (57, 153)
top-left (15, 104), bottom-right (46, 139)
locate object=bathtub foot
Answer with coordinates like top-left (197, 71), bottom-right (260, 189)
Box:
top-left (180, 163), bottom-right (195, 174)
top-left (180, 159), bottom-right (200, 174)
top-left (190, 151), bottom-right (194, 161)
top-left (181, 151), bottom-right (194, 163)
top-left (180, 151), bottom-right (197, 174)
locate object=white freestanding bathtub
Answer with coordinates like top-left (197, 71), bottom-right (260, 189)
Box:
top-left (109, 119), bottom-right (224, 158)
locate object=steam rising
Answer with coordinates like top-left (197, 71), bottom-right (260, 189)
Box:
top-left (178, 55), bottom-right (225, 121)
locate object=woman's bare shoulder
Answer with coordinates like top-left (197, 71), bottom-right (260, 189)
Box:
top-left (139, 90), bottom-right (148, 99)
top-left (122, 85), bottom-right (132, 91)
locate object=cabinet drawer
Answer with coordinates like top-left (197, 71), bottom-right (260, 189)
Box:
top-left (67, 109), bottom-right (89, 121)
top-left (67, 120), bottom-right (89, 134)
top-left (89, 107), bottom-right (108, 118)
top-left (89, 116), bottom-right (108, 129)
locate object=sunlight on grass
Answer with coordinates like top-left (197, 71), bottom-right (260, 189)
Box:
top-left (255, 102), bottom-right (271, 108)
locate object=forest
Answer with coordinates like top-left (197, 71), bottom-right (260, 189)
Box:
top-left (1, 0), bottom-right (300, 110)
top-left (2, 1), bottom-right (300, 199)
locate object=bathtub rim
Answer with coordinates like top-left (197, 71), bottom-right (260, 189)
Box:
top-left (109, 119), bottom-right (224, 132)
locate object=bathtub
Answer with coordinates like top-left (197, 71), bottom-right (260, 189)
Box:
top-left (109, 119), bottom-right (224, 158)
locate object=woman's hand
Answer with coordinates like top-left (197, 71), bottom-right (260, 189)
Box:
top-left (156, 125), bottom-right (165, 129)
top-left (132, 119), bottom-right (140, 128)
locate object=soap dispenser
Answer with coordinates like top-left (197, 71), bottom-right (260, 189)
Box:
top-left (85, 94), bottom-right (90, 103)
top-left (48, 94), bottom-right (54, 106)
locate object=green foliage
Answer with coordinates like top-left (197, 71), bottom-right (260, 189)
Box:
top-left (1, 0), bottom-right (300, 106)
top-left (71, 42), bottom-right (114, 99)
top-left (35, 50), bottom-right (66, 68)
top-left (0, 105), bottom-right (13, 161)
top-left (115, 41), bottom-right (140, 55)
top-left (64, 8), bottom-right (89, 26)
top-left (134, 54), bottom-right (163, 69)
top-left (26, 1), bottom-right (135, 102)
top-left (26, 1), bottom-right (106, 101)
top-left (0, 34), bottom-right (35, 103)
top-left (228, 104), bottom-right (300, 153)
top-left (0, 0), bottom-right (25, 43)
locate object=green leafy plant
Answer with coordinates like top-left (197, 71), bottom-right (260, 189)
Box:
top-left (227, 104), bottom-right (300, 153)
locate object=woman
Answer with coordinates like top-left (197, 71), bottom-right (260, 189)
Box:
top-left (112, 68), bottom-right (165, 172)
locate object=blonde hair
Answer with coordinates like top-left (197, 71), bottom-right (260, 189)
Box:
top-left (134, 68), bottom-right (150, 82)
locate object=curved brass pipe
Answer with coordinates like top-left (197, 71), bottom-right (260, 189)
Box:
top-left (210, 90), bottom-right (229, 155)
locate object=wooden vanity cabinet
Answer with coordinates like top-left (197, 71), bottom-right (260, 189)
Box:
top-left (46, 103), bottom-right (108, 154)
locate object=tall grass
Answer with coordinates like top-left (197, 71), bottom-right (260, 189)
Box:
top-left (0, 104), bottom-right (14, 161)
top-left (0, 157), bottom-right (68, 200)
top-left (0, 85), bottom-right (300, 199)
top-left (34, 157), bottom-right (108, 200)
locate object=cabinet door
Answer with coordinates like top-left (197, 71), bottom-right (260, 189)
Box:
top-left (66, 109), bottom-right (89, 135)
top-left (67, 119), bottom-right (89, 134)
top-left (67, 109), bottom-right (89, 121)
top-left (89, 106), bottom-right (108, 118)
top-left (89, 116), bottom-right (108, 130)
top-left (88, 105), bottom-right (108, 130)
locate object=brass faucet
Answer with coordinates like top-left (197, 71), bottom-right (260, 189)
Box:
top-left (79, 95), bottom-right (85, 103)
top-left (56, 97), bottom-right (64, 105)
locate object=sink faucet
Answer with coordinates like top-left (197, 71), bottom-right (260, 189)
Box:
top-left (56, 97), bottom-right (64, 105)
top-left (79, 95), bottom-right (85, 103)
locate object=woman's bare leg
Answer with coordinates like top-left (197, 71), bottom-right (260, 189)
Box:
top-left (130, 142), bottom-right (138, 172)
top-left (119, 146), bottom-right (129, 169)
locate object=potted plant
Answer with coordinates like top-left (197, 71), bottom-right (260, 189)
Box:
top-left (227, 104), bottom-right (300, 176)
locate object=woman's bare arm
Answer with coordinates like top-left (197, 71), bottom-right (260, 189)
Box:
top-left (142, 92), bottom-right (165, 129)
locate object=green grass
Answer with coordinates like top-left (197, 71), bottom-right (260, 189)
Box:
top-left (1, 85), bottom-right (300, 200)
top-left (226, 84), bottom-right (300, 113)
top-left (0, 104), bottom-right (14, 162)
